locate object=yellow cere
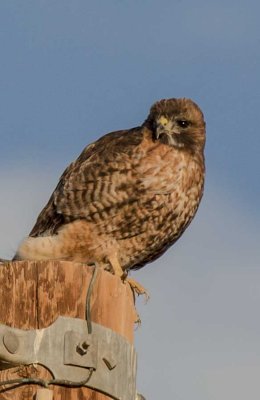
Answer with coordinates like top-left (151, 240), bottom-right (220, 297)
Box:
top-left (158, 116), bottom-right (169, 126)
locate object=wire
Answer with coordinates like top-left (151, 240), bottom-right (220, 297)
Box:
top-left (0, 367), bottom-right (94, 392)
top-left (48, 367), bottom-right (94, 387)
top-left (85, 263), bottom-right (99, 334)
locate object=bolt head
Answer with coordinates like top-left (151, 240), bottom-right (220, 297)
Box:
top-left (76, 340), bottom-right (90, 356)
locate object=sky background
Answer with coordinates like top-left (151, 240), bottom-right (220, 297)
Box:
top-left (0, 1), bottom-right (259, 399)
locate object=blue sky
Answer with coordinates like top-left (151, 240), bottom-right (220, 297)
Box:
top-left (0, 1), bottom-right (259, 399)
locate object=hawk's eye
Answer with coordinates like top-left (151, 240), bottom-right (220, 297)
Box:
top-left (176, 120), bottom-right (189, 128)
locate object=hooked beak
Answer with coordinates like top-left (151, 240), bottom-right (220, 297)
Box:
top-left (155, 116), bottom-right (170, 139)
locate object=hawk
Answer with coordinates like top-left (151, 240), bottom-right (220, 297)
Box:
top-left (15, 98), bottom-right (206, 292)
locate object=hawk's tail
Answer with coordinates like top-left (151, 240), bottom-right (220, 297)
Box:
top-left (13, 220), bottom-right (103, 263)
top-left (14, 234), bottom-right (65, 261)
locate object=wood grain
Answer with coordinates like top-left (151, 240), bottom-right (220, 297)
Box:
top-left (0, 261), bottom-right (136, 400)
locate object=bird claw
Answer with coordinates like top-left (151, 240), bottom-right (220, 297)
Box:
top-left (125, 277), bottom-right (150, 302)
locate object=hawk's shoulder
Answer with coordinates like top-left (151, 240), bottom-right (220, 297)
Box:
top-left (79, 127), bottom-right (143, 160)
top-left (29, 126), bottom-right (146, 237)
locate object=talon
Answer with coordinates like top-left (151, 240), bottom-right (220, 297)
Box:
top-left (107, 254), bottom-right (149, 302)
top-left (126, 278), bottom-right (150, 302)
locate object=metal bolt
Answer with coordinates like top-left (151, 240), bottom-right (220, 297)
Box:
top-left (3, 332), bottom-right (19, 354)
top-left (81, 341), bottom-right (89, 350)
top-left (76, 340), bottom-right (90, 356)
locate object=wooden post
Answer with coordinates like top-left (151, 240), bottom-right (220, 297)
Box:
top-left (0, 261), bottom-right (137, 399)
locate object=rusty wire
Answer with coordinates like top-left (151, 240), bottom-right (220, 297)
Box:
top-left (0, 367), bottom-right (94, 392)
top-left (85, 263), bottom-right (99, 334)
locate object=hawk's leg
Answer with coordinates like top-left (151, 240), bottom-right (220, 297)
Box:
top-left (107, 253), bottom-right (125, 278)
top-left (107, 254), bottom-right (149, 300)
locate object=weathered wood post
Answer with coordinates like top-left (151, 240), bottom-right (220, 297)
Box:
top-left (0, 261), bottom-right (137, 399)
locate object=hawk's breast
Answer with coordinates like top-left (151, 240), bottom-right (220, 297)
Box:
top-left (111, 141), bottom-right (205, 270)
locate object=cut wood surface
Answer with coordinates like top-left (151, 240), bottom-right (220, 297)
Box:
top-left (0, 261), bottom-right (137, 400)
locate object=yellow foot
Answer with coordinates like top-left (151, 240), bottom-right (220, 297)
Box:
top-left (125, 277), bottom-right (149, 302)
top-left (108, 254), bottom-right (124, 277)
top-left (107, 254), bottom-right (149, 301)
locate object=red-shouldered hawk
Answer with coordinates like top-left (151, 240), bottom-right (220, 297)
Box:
top-left (14, 98), bottom-right (205, 293)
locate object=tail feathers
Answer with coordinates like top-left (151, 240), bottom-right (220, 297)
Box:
top-left (15, 235), bottom-right (64, 261)
top-left (14, 220), bottom-right (108, 263)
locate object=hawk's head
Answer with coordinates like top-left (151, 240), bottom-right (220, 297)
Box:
top-left (144, 98), bottom-right (206, 151)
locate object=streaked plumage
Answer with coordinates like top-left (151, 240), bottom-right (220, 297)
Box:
top-left (15, 98), bottom-right (206, 277)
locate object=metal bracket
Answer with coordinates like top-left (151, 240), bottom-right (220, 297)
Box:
top-left (0, 317), bottom-right (137, 400)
